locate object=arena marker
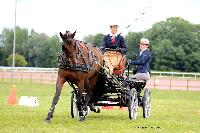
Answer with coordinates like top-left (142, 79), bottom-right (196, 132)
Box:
top-left (7, 85), bottom-right (17, 105)
top-left (18, 96), bottom-right (39, 107)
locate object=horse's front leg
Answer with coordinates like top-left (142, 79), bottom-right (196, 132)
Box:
top-left (76, 79), bottom-right (86, 121)
top-left (45, 77), bottom-right (65, 123)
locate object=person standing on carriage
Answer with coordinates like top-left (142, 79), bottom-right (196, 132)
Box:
top-left (129, 38), bottom-right (151, 81)
top-left (101, 24), bottom-right (127, 74)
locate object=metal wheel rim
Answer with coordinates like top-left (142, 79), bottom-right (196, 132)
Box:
top-left (129, 89), bottom-right (138, 120)
top-left (143, 89), bottom-right (151, 118)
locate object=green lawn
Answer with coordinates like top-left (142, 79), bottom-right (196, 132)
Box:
top-left (0, 82), bottom-right (200, 133)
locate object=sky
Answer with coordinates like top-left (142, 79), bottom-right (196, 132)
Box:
top-left (0, 0), bottom-right (199, 40)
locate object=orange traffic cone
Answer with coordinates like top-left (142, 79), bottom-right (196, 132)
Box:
top-left (7, 85), bottom-right (17, 105)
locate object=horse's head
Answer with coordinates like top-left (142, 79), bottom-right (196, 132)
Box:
top-left (60, 31), bottom-right (76, 43)
top-left (60, 31), bottom-right (77, 57)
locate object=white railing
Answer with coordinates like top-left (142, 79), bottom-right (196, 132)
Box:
top-left (1, 66), bottom-right (200, 79)
top-left (151, 71), bottom-right (200, 80)
top-left (1, 66), bottom-right (200, 91)
top-left (0, 66), bottom-right (58, 73)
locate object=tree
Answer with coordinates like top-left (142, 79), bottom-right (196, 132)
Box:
top-left (23, 30), bottom-right (60, 67)
top-left (83, 33), bottom-right (104, 47)
top-left (1, 17), bottom-right (200, 71)
top-left (145, 17), bottom-right (200, 72)
top-left (0, 27), bottom-right (29, 66)
top-left (92, 33), bottom-right (104, 47)
top-left (125, 32), bottom-right (143, 60)
top-left (83, 34), bottom-right (94, 44)
top-left (41, 34), bottom-right (61, 67)
top-left (6, 53), bottom-right (27, 67)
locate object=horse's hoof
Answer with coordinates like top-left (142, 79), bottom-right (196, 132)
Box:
top-left (93, 107), bottom-right (100, 113)
top-left (44, 119), bottom-right (50, 124)
top-left (90, 106), bottom-right (100, 113)
top-left (79, 116), bottom-right (85, 122)
top-left (95, 108), bottom-right (100, 113)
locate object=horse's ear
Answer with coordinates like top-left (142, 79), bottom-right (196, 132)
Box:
top-left (59, 32), bottom-right (63, 38)
top-left (71, 31), bottom-right (76, 38)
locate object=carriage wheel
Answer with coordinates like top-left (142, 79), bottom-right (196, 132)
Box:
top-left (142, 88), bottom-right (151, 118)
top-left (71, 92), bottom-right (79, 118)
top-left (128, 88), bottom-right (138, 120)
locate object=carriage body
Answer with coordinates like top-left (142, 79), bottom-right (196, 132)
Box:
top-left (71, 57), bottom-right (151, 120)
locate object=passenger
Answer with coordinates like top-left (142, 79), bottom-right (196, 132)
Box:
top-left (101, 24), bottom-right (127, 74)
top-left (129, 38), bottom-right (151, 81)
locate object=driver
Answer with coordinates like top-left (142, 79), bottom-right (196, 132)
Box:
top-left (101, 24), bottom-right (127, 74)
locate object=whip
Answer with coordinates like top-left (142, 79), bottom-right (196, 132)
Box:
top-left (119, 1), bottom-right (151, 35)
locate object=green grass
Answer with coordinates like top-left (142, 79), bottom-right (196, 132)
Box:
top-left (0, 82), bottom-right (200, 133)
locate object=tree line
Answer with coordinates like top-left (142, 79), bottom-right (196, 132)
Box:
top-left (0, 28), bottom-right (60, 67)
top-left (0, 17), bottom-right (200, 72)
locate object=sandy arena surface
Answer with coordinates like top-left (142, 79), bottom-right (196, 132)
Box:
top-left (1, 71), bottom-right (200, 91)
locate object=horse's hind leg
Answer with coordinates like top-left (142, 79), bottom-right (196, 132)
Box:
top-left (87, 74), bottom-right (101, 113)
top-left (45, 77), bottom-right (65, 123)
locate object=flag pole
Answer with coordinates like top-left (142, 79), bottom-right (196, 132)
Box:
top-left (12, 0), bottom-right (17, 78)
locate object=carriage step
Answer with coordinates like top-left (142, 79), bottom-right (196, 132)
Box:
top-left (103, 93), bottom-right (121, 96)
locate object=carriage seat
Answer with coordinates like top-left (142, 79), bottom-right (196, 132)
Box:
top-left (113, 55), bottom-right (127, 75)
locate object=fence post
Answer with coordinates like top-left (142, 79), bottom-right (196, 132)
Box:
top-left (41, 72), bottom-right (43, 84)
top-left (30, 73), bottom-right (32, 83)
top-left (21, 72), bottom-right (22, 83)
top-left (186, 80), bottom-right (189, 91)
top-left (1, 72), bottom-right (3, 82)
top-left (51, 73), bottom-right (53, 83)
top-left (154, 77), bottom-right (156, 89)
top-left (11, 72), bottom-right (13, 83)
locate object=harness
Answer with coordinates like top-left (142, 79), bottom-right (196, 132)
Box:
top-left (57, 40), bottom-right (99, 72)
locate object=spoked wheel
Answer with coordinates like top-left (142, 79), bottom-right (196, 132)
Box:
top-left (142, 88), bottom-right (151, 118)
top-left (71, 91), bottom-right (79, 118)
top-left (128, 88), bottom-right (138, 120)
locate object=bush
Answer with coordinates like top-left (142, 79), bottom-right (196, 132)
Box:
top-left (6, 53), bottom-right (27, 67)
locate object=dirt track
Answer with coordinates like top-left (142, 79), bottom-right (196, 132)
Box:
top-left (1, 71), bottom-right (200, 91)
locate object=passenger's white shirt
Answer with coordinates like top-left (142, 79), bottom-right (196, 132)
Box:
top-left (140, 48), bottom-right (148, 56)
top-left (110, 33), bottom-right (118, 37)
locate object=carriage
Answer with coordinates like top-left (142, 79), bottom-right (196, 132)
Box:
top-left (45, 31), bottom-right (151, 123)
top-left (70, 52), bottom-right (151, 120)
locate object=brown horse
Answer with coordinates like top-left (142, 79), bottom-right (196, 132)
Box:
top-left (45, 31), bottom-right (103, 122)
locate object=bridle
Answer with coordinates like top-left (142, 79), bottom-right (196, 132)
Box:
top-left (58, 38), bottom-right (99, 72)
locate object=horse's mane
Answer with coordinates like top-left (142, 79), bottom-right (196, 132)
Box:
top-left (62, 31), bottom-right (70, 38)
top-left (60, 31), bottom-right (76, 42)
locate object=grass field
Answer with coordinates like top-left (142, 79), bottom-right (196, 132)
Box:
top-left (0, 82), bottom-right (200, 133)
